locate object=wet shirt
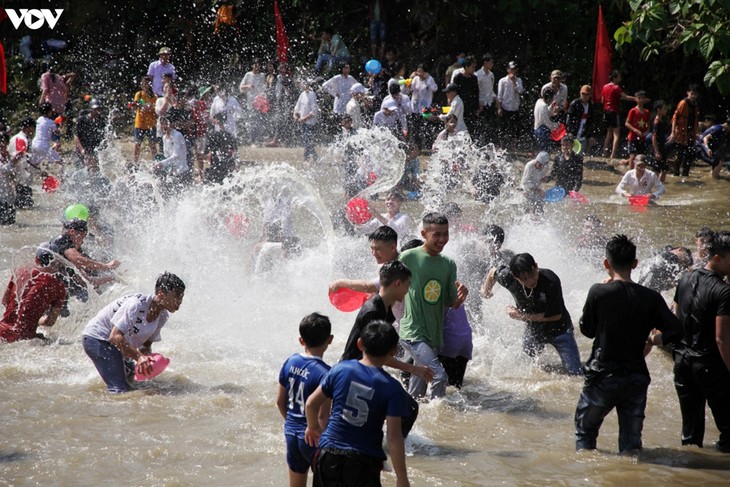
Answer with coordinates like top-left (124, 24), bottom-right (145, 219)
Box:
top-left (674, 268), bottom-right (730, 360)
top-left (601, 82), bottom-right (623, 112)
top-left (0, 269), bottom-right (66, 342)
top-left (495, 267), bottom-right (571, 342)
top-left (341, 294), bottom-right (395, 361)
top-left (75, 112), bottom-right (105, 151)
top-left (133, 91), bottom-right (157, 130)
top-left (702, 124), bottom-right (728, 152)
top-left (83, 293), bottom-right (168, 348)
top-left (318, 360), bottom-right (409, 460)
top-left (278, 353), bottom-right (330, 437)
top-left (580, 280), bottom-right (680, 378)
top-left (398, 246), bottom-right (458, 348)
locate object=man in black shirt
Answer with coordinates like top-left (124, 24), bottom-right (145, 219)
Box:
top-left (74, 99), bottom-right (106, 172)
top-left (673, 230), bottom-right (730, 453)
top-left (340, 260), bottom-right (428, 437)
top-left (575, 235), bottom-right (681, 452)
top-left (482, 253), bottom-right (581, 375)
top-left (453, 56), bottom-right (480, 137)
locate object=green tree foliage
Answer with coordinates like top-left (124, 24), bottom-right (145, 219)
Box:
top-left (614, 0), bottom-right (730, 94)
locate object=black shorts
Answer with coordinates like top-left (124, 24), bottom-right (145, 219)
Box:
top-left (604, 111), bottom-right (620, 128)
top-left (628, 138), bottom-right (647, 155)
top-left (313, 449), bottom-right (382, 487)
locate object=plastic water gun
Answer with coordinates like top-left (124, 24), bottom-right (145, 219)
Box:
top-left (421, 105), bottom-right (440, 119)
top-left (398, 78), bottom-right (413, 88)
top-left (127, 99), bottom-right (146, 110)
top-left (54, 116), bottom-right (65, 125)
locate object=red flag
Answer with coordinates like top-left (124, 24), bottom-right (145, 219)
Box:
top-left (0, 41), bottom-right (6, 95)
top-left (592, 5), bottom-right (613, 104)
top-left (274, 0), bottom-right (289, 64)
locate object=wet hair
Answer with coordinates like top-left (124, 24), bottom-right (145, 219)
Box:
top-left (509, 253), bottom-right (537, 278)
top-left (439, 202), bottom-right (462, 219)
top-left (400, 238), bottom-right (423, 252)
top-left (673, 246), bottom-right (693, 267)
top-left (379, 260), bottom-right (412, 287)
top-left (561, 133), bottom-right (575, 144)
top-left (39, 102), bottom-right (53, 115)
top-left (708, 231), bottom-right (730, 258)
top-left (368, 225), bottom-right (398, 244)
top-left (605, 234), bottom-right (636, 271)
top-left (482, 224), bottom-right (505, 247)
top-left (155, 272), bottom-right (186, 293)
top-left (482, 53), bottom-right (493, 63)
top-left (36, 244), bottom-right (57, 267)
top-left (299, 312), bottom-right (332, 348)
top-left (695, 227), bottom-right (714, 243)
top-left (635, 90), bottom-right (647, 98)
top-left (387, 191), bottom-right (404, 202)
top-left (20, 117), bottom-right (36, 129)
top-left (360, 320), bottom-right (399, 357)
top-left (63, 218), bottom-right (88, 232)
top-left (422, 212), bottom-right (448, 227)
top-left (388, 83), bottom-right (401, 96)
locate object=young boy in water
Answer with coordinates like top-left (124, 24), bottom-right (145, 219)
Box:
top-left (305, 320), bottom-right (411, 487)
top-left (625, 91), bottom-right (650, 169)
top-left (276, 312), bottom-right (333, 487)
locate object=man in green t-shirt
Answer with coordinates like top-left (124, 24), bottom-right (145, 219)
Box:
top-left (399, 212), bottom-right (468, 398)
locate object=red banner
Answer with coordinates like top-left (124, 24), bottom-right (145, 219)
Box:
top-left (592, 5), bottom-right (613, 104)
top-left (274, 0), bottom-right (289, 64)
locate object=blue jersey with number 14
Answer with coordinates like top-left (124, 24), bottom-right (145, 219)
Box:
top-left (278, 353), bottom-right (331, 437)
top-left (319, 360), bottom-right (409, 460)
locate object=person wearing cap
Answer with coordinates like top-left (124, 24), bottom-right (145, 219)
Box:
top-left (615, 154), bottom-right (665, 200)
top-left (147, 47), bottom-right (176, 97)
top-left (496, 61), bottom-right (524, 147)
top-left (541, 70), bottom-right (569, 117)
top-left (521, 151), bottom-right (551, 214)
top-left (533, 87), bottom-right (561, 152)
top-left (74, 99), bottom-right (106, 173)
top-left (8, 118), bottom-right (37, 209)
top-left (322, 63), bottom-right (359, 115)
top-left (345, 82), bottom-right (371, 130)
top-left (439, 83), bottom-right (467, 134)
top-left (293, 79), bottom-right (319, 162)
top-left (0, 245), bottom-right (67, 342)
top-left (373, 97), bottom-right (407, 138)
top-left (699, 115), bottom-right (730, 179)
top-left (49, 218), bottom-right (121, 284)
top-left (132, 75), bottom-right (159, 165)
top-left (566, 85), bottom-right (597, 155)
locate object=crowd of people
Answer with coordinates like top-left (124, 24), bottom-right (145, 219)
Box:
top-left (2, 20), bottom-right (730, 487)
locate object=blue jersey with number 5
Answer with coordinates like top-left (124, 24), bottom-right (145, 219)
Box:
top-left (319, 360), bottom-right (409, 459)
top-left (278, 353), bottom-right (331, 437)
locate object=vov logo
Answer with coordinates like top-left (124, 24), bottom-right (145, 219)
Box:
top-left (5, 9), bottom-right (64, 30)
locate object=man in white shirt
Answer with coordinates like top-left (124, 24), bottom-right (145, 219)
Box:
top-left (497, 61), bottom-right (524, 147)
top-left (374, 98), bottom-right (407, 138)
top-left (147, 47), bottom-right (176, 97)
top-left (615, 155), bottom-right (665, 200)
top-left (356, 191), bottom-right (413, 238)
top-left (82, 272), bottom-right (185, 393)
top-left (533, 88), bottom-right (560, 153)
top-left (438, 84), bottom-right (467, 133)
top-left (322, 63), bottom-right (359, 115)
top-left (476, 54), bottom-right (496, 145)
top-left (541, 70), bottom-right (569, 115)
top-left (293, 80), bottom-right (319, 162)
top-left (239, 60), bottom-right (267, 145)
top-left (346, 83), bottom-right (371, 130)
top-left (522, 151), bottom-right (550, 214)
top-left (155, 117), bottom-right (191, 193)
top-left (209, 86), bottom-right (243, 138)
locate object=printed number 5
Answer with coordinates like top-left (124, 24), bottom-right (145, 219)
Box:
top-left (342, 382), bottom-right (374, 427)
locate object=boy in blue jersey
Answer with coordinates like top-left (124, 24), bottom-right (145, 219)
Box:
top-left (277, 313), bottom-right (334, 487)
top-left (305, 320), bottom-right (411, 487)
